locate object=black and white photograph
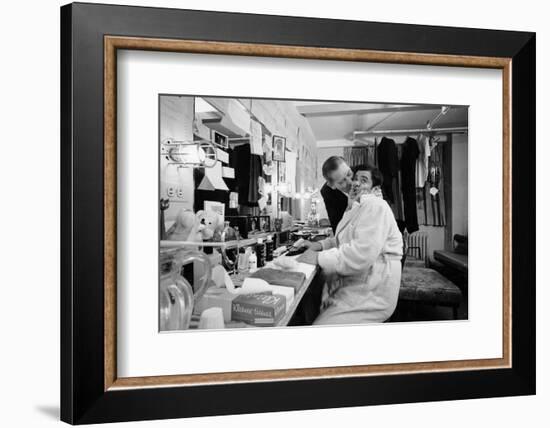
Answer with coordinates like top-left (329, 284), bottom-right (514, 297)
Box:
top-left (272, 135), bottom-right (286, 161)
top-left (159, 95), bottom-right (468, 331)
top-left (0, 0), bottom-right (542, 425)
top-left (212, 129), bottom-right (228, 149)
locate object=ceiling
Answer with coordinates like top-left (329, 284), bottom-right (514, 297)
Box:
top-left (293, 101), bottom-right (468, 146)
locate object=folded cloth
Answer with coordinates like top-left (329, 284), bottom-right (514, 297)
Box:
top-left (249, 268), bottom-right (306, 291)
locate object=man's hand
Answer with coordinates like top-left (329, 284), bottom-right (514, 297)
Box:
top-left (372, 186), bottom-right (383, 198)
top-left (297, 249), bottom-right (319, 265)
top-left (295, 240), bottom-right (323, 251)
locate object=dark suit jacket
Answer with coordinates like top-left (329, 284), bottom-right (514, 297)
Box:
top-left (377, 136), bottom-right (399, 203)
top-left (320, 183), bottom-right (348, 233)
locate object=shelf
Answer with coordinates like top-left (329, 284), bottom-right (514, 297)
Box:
top-left (160, 227), bottom-right (301, 252)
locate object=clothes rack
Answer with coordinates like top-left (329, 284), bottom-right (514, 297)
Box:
top-left (353, 126), bottom-right (467, 138)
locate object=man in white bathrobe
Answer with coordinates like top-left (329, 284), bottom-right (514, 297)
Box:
top-left (297, 164), bottom-right (403, 324)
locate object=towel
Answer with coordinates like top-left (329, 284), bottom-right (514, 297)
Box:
top-left (249, 268), bottom-right (306, 291)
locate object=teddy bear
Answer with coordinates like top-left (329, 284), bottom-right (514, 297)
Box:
top-left (195, 209), bottom-right (225, 241)
top-left (165, 209), bottom-right (202, 242)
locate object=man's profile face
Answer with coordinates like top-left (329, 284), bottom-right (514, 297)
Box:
top-left (328, 161), bottom-right (353, 193)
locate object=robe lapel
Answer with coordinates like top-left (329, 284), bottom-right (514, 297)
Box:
top-left (335, 203), bottom-right (362, 242)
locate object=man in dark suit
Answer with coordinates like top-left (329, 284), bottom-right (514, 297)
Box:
top-left (319, 156), bottom-right (353, 233)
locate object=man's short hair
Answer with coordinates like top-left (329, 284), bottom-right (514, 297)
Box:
top-left (352, 163), bottom-right (384, 188)
top-left (322, 156), bottom-right (345, 181)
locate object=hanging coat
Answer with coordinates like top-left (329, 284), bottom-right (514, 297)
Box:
top-left (415, 135), bottom-right (431, 188)
top-left (230, 144), bottom-right (263, 206)
top-left (314, 194), bottom-right (403, 325)
top-left (376, 137), bottom-right (399, 203)
top-left (400, 137), bottom-right (420, 233)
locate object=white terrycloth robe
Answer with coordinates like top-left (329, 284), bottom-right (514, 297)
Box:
top-left (314, 194), bottom-right (403, 325)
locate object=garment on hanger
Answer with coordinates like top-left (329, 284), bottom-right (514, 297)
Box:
top-left (248, 153), bottom-right (262, 204)
top-left (230, 144), bottom-right (263, 207)
top-left (388, 144), bottom-right (405, 222)
top-left (376, 137), bottom-right (399, 203)
top-left (415, 134), bottom-right (431, 188)
top-left (373, 137), bottom-right (378, 167)
top-left (400, 136), bottom-right (420, 233)
top-left (413, 141), bottom-right (446, 227)
top-left (427, 142), bottom-right (446, 227)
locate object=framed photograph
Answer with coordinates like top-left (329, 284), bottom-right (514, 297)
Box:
top-left (61, 2), bottom-right (535, 425)
top-left (212, 129), bottom-right (229, 149)
top-left (272, 135), bottom-right (286, 161)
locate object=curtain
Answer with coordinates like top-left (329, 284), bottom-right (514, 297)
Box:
top-left (343, 146), bottom-right (369, 168)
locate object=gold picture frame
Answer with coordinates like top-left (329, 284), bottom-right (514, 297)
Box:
top-left (104, 36), bottom-right (512, 391)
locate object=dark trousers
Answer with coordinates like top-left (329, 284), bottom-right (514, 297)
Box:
top-left (400, 137), bottom-right (419, 233)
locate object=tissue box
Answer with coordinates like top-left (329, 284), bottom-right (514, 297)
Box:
top-left (266, 285), bottom-right (294, 311)
top-left (231, 293), bottom-right (286, 326)
top-left (195, 287), bottom-right (236, 322)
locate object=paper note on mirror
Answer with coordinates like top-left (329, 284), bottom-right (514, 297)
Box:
top-left (222, 166), bottom-right (235, 178)
top-left (258, 195), bottom-right (267, 211)
top-left (198, 161), bottom-right (229, 191)
top-left (216, 148), bottom-right (229, 164)
top-left (250, 119), bottom-right (263, 155)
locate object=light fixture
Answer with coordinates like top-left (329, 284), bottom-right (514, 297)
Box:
top-left (161, 138), bottom-right (218, 168)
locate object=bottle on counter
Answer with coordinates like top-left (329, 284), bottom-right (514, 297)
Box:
top-left (220, 221), bottom-right (233, 242)
top-left (229, 192), bottom-right (239, 211)
top-left (265, 235), bottom-right (274, 262)
top-left (248, 249), bottom-right (257, 273)
top-left (256, 238), bottom-right (266, 268)
top-left (237, 247), bottom-right (248, 282)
